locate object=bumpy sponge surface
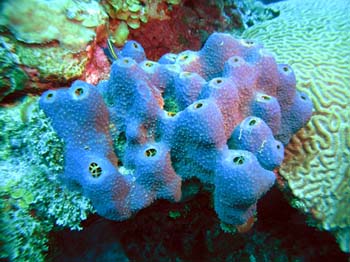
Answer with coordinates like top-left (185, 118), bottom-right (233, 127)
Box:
top-left (39, 32), bottom-right (312, 226)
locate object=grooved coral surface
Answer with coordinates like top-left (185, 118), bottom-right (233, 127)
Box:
top-left (241, 0), bottom-right (350, 252)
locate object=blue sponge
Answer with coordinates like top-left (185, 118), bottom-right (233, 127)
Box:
top-left (214, 149), bottom-right (276, 225)
top-left (228, 116), bottom-right (284, 170)
top-left (39, 33), bottom-right (312, 227)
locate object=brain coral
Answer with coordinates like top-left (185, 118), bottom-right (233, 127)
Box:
top-left (39, 33), bottom-right (312, 228)
top-left (241, 0), bottom-right (350, 252)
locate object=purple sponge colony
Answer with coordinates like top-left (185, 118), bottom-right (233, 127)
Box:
top-left (39, 33), bottom-right (312, 226)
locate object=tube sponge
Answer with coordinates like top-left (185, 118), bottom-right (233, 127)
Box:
top-left (39, 32), bottom-right (312, 228)
top-left (39, 81), bottom-right (111, 147)
top-left (228, 116), bottom-right (284, 170)
top-left (214, 149), bottom-right (276, 225)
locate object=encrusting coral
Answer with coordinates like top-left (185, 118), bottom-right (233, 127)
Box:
top-left (0, 0), bottom-right (107, 52)
top-left (39, 32), bottom-right (312, 228)
top-left (0, 0), bottom-right (109, 100)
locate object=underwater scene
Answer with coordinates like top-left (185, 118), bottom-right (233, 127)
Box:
top-left (0, 0), bottom-right (349, 261)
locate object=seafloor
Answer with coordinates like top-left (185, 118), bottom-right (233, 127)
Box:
top-left (49, 188), bottom-right (348, 261)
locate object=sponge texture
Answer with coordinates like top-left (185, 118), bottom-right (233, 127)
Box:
top-left (39, 32), bottom-right (312, 227)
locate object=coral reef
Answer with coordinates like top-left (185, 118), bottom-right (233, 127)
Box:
top-left (0, 0), bottom-right (196, 102)
top-left (127, 0), bottom-right (280, 60)
top-left (39, 33), bottom-right (312, 229)
top-left (0, 98), bottom-right (94, 262)
top-left (105, 0), bottom-right (182, 45)
top-left (0, 0), bottom-right (107, 52)
top-left (241, 0), bottom-right (350, 252)
top-left (0, 36), bottom-right (28, 101)
top-left (0, 0), bottom-right (277, 102)
top-left (0, 0), bottom-right (108, 101)
top-left (127, 0), bottom-right (231, 60)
